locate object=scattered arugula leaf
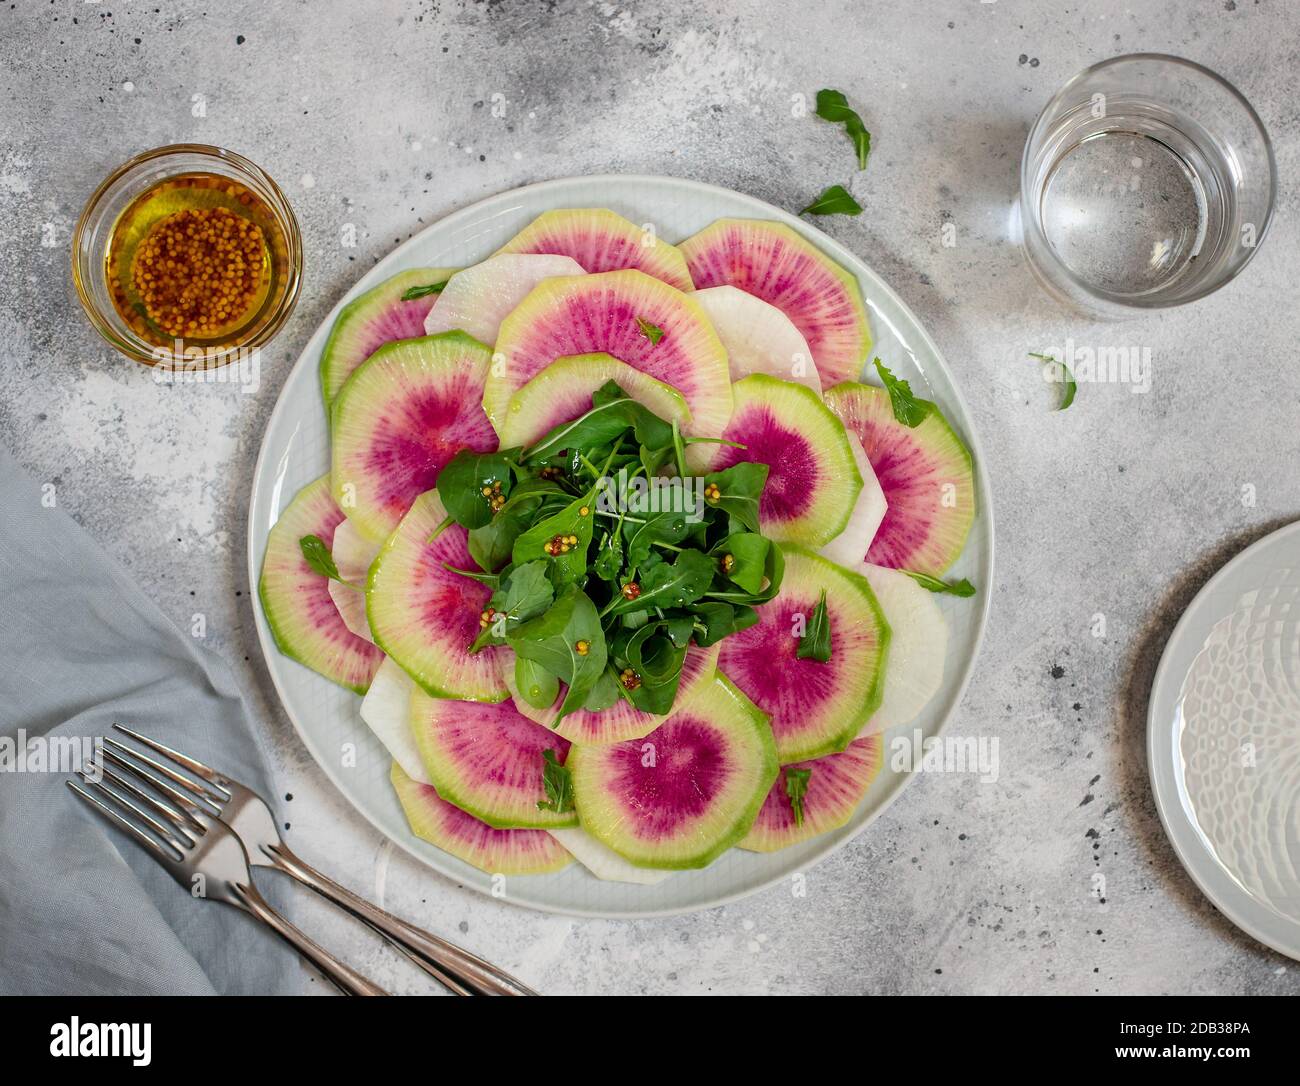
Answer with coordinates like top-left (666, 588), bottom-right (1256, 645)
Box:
top-left (536, 749), bottom-right (574, 814)
top-left (785, 767), bottom-right (812, 826)
top-left (873, 358), bottom-right (929, 427)
top-left (800, 184), bottom-right (863, 217)
top-left (299, 534), bottom-right (344, 581)
top-left (905, 571), bottom-right (977, 597)
top-left (702, 462), bottom-right (769, 534)
top-left (635, 316), bottom-right (665, 345)
top-left (814, 89), bottom-right (871, 170)
top-left (712, 533), bottom-right (770, 595)
top-left (470, 560), bottom-right (555, 651)
top-left (1028, 352), bottom-right (1077, 411)
top-left (400, 280), bottom-right (448, 301)
top-left (796, 589), bottom-right (832, 662)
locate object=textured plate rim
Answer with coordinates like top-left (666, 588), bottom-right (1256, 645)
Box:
top-left (247, 173), bottom-right (994, 918)
top-left (1147, 518), bottom-right (1300, 961)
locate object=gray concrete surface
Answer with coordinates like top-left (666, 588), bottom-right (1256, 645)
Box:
top-left (2, 0), bottom-right (1298, 994)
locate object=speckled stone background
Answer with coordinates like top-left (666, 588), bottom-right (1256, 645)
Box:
top-left (2, 0), bottom-right (1298, 995)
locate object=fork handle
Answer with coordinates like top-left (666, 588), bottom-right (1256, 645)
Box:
top-left (264, 842), bottom-right (535, 996)
top-left (231, 880), bottom-right (388, 996)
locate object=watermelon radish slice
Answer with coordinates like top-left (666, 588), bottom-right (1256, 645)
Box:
top-left (258, 475), bottom-right (384, 694)
top-left (330, 517), bottom-right (381, 584)
top-left (320, 267), bottom-right (458, 408)
top-left (408, 687), bottom-right (577, 829)
top-left (327, 578), bottom-right (374, 643)
top-left (678, 219), bottom-right (872, 385)
top-left (486, 270), bottom-right (732, 437)
top-left (568, 674), bottom-right (778, 869)
top-left (366, 489), bottom-right (508, 701)
top-left (503, 641), bottom-right (721, 745)
top-left (709, 374), bottom-right (862, 548)
top-left (858, 564), bottom-right (948, 735)
top-left (423, 253), bottom-right (585, 345)
top-left (549, 827), bottom-right (671, 885)
top-left (496, 208), bottom-right (694, 291)
top-left (496, 352), bottom-right (692, 450)
top-left (823, 381), bottom-right (975, 576)
top-left (331, 331), bottom-right (498, 544)
top-left (359, 657), bottom-right (426, 784)
top-left (738, 736), bottom-right (883, 852)
top-left (820, 432), bottom-right (887, 567)
top-left (692, 285), bottom-right (822, 393)
top-left (718, 546), bottom-right (889, 763)
top-left (390, 762), bottom-right (572, 875)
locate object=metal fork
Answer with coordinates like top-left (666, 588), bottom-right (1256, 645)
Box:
top-left (68, 754), bottom-right (387, 996)
top-left (107, 725), bottom-right (536, 997)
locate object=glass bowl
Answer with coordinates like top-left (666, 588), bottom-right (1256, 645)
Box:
top-left (72, 144), bottom-right (303, 367)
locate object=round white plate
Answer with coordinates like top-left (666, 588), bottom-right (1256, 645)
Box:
top-left (248, 175), bottom-right (994, 917)
top-left (1149, 520), bottom-right (1300, 960)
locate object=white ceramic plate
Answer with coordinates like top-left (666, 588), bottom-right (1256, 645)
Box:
top-left (1149, 521), bottom-right (1300, 960)
top-left (248, 175), bottom-right (994, 917)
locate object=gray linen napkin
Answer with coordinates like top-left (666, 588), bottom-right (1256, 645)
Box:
top-left (0, 442), bottom-right (297, 995)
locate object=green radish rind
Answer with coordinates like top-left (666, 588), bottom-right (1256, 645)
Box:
top-left (822, 380), bottom-right (975, 576)
top-left (408, 685), bottom-right (578, 830)
top-left (713, 374), bottom-right (863, 547)
top-left (258, 475), bottom-right (385, 694)
top-left (366, 489), bottom-right (508, 702)
top-left (718, 545), bottom-right (891, 764)
top-left (319, 267), bottom-right (459, 410)
top-left (568, 674), bottom-right (779, 870)
top-left (390, 762), bottom-right (573, 876)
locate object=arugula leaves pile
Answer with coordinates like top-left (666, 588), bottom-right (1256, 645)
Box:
top-left (437, 381), bottom-right (784, 723)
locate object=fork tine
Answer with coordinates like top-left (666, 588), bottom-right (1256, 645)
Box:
top-left (100, 746), bottom-right (217, 821)
top-left (96, 760), bottom-right (203, 838)
top-left (102, 737), bottom-right (227, 804)
top-left (68, 779), bottom-right (184, 861)
top-left (112, 724), bottom-right (231, 793)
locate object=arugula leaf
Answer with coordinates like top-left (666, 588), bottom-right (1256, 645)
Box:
top-left (635, 317), bottom-right (665, 345)
top-left (905, 571), bottom-right (977, 597)
top-left (400, 280), bottom-right (449, 300)
top-left (536, 749), bottom-right (575, 814)
top-left (688, 601), bottom-right (759, 647)
top-left (618, 622), bottom-right (688, 715)
top-left (515, 655), bottom-right (559, 711)
top-left (437, 450), bottom-right (515, 529)
top-left (814, 89), bottom-right (871, 170)
top-left (521, 382), bottom-right (674, 463)
top-left (582, 668), bottom-right (622, 713)
top-left (1029, 352), bottom-right (1077, 411)
top-left (795, 589), bottom-right (832, 662)
top-left (593, 530), bottom-right (624, 582)
top-left (702, 462), bottom-right (769, 534)
top-left (471, 560), bottom-right (555, 650)
top-left (873, 358), bottom-right (928, 427)
top-left (712, 533), bottom-right (770, 595)
top-left (508, 586), bottom-right (607, 719)
top-left (608, 549), bottom-right (715, 616)
top-left (800, 184), bottom-right (862, 217)
top-left (511, 492), bottom-right (597, 590)
top-left (623, 508), bottom-right (690, 567)
top-left (299, 534), bottom-right (344, 581)
top-left (785, 767), bottom-right (812, 826)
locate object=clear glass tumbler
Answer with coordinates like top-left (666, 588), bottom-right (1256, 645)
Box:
top-left (1020, 54), bottom-right (1275, 318)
